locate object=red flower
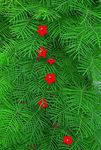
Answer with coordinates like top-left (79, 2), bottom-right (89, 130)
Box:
top-left (37, 47), bottom-right (47, 59)
top-left (45, 73), bottom-right (56, 84)
top-left (37, 25), bottom-right (48, 36)
top-left (38, 98), bottom-right (48, 109)
top-left (63, 136), bottom-right (73, 145)
top-left (47, 58), bottom-right (56, 65)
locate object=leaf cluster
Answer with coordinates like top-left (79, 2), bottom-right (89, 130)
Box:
top-left (0, 0), bottom-right (101, 149)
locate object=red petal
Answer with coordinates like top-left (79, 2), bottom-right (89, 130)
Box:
top-left (39, 32), bottom-right (45, 36)
top-left (47, 80), bottom-right (53, 84)
top-left (41, 103), bottom-right (48, 109)
top-left (38, 53), bottom-right (41, 59)
top-left (38, 100), bottom-right (42, 105)
top-left (38, 99), bottom-right (47, 105)
top-left (41, 51), bottom-right (47, 57)
top-left (43, 25), bottom-right (47, 29)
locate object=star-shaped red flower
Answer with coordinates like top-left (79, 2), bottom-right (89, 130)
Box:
top-left (37, 47), bottom-right (47, 59)
top-left (38, 98), bottom-right (48, 109)
top-left (63, 136), bottom-right (73, 145)
top-left (37, 25), bottom-right (48, 36)
top-left (47, 58), bottom-right (56, 65)
top-left (44, 73), bottom-right (56, 84)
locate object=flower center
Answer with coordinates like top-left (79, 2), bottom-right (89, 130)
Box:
top-left (48, 75), bottom-right (52, 79)
top-left (39, 50), bottom-right (42, 53)
top-left (40, 27), bottom-right (43, 31)
top-left (36, 49), bottom-right (42, 53)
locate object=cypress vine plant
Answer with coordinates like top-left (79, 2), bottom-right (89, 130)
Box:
top-left (0, 0), bottom-right (101, 149)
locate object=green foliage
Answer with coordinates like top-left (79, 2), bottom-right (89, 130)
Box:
top-left (0, 0), bottom-right (101, 149)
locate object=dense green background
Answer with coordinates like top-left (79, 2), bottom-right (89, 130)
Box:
top-left (0, 0), bottom-right (101, 149)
